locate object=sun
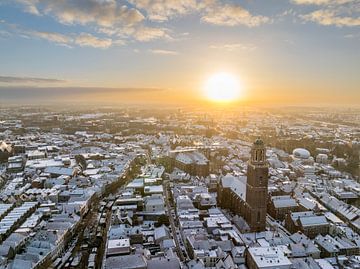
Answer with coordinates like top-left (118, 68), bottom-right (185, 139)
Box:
top-left (204, 72), bottom-right (242, 103)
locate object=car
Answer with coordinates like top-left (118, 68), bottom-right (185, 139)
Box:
top-left (88, 261), bottom-right (95, 269)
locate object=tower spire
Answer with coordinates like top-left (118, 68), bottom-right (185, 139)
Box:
top-left (251, 137), bottom-right (266, 165)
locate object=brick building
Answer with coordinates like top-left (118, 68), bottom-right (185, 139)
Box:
top-left (218, 138), bottom-right (268, 232)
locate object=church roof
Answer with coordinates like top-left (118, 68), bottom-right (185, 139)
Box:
top-left (221, 174), bottom-right (247, 201)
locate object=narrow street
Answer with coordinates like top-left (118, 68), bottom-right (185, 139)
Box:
top-left (163, 180), bottom-right (186, 262)
top-left (50, 161), bottom-right (143, 269)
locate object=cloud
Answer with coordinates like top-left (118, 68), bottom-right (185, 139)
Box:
top-left (292, 0), bottom-right (353, 5)
top-left (31, 31), bottom-right (114, 48)
top-left (10, 0), bottom-right (271, 52)
top-left (0, 30), bottom-right (11, 38)
top-left (130, 0), bottom-right (270, 27)
top-left (132, 26), bottom-right (171, 41)
top-left (97, 24), bottom-right (172, 42)
top-left (9, 0), bottom-right (270, 49)
top-left (14, 0), bottom-right (173, 43)
top-left (129, 0), bottom-right (197, 22)
top-left (32, 31), bottom-right (72, 46)
top-left (3, 22), bottom-right (117, 48)
top-left (344, 32), bottom-right (360, 38)
top-left (301, 8), bottom-right (360, 26)
top-left (75, 33), bottom-right (112, 48)
top-left (16, 0), bottom-right (41, 15)
top-left (209, 43), bottom-right (257, 51)
top-left (293, 0), bottom-right (360, 26)
top-left (16, 0), bottom-right (144, 27)
top-left (0, 76), bottom-right (65, 84)
top-left (149, 49), bottom-right (179, 55)
top-left (201, 3), bottom-right (270, 27)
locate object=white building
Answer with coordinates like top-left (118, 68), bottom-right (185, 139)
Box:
top-left (247, 247), bottom-right (292, 269)
top-left (107, 238), bottom-right (131, 256)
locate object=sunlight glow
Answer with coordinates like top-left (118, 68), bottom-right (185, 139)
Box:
top-left (204, 72), bottom-right (242, 102)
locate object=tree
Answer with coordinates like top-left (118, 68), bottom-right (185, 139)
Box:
top-left (156, 214), bottom-right (170, 227)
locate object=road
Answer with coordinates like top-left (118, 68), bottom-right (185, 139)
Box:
top-left (164, 180), bottom-right (186, 262)
top-left (49, 159), bottom-right (142, 269)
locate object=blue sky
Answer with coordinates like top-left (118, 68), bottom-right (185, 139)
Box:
top-left (0, 0), bottom-right (359, 104)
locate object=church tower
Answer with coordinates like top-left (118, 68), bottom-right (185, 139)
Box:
top-left (245, 138), bottom-right (268, 232)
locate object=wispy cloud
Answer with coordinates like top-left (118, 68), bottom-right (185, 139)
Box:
top-left (293, 0), bottom-right (360, 27)
top-left (292, 0), bottom-right (354, 5)
top-left (6, 0), bottom-right (271, 50)
top-left (15, 0), bottom-right (144, 27)
top-left (8, 0), bottom-right (357, 52)
top-left (344, 32), bottom-right (360, 38)
top-left (31, 31), bottom-right (72, 47)
top-left (301, 9), bottom-right (360, 26)
top-left (130, 0), bottom-right (270, 27)
top-left (15, 0), bottom-right (41, 15)
top-left (0, 21), bottom-right (117, 49)
top-left (75, 33), bottom-right (112, 48)
top-left (209, 43), bottom-right (257, 52)
top-left (9, 1), bottom-right (175, 45)
top-left (0, 30), bottom-right (11, 39)
top-left (15, 0), bottom-right (270, 30)
top-left (0, 76), bottom-right (65, 84)
top-left (201, 3), bottom-right (270, 27)
top-left (31, 30), bottom-right (115, 48)
top-left (131, 26), bottom-right (172, 42)
top-left (149, 49), bottom-right (179, 55)
top-left (129, 0), bottom-right (197, 22)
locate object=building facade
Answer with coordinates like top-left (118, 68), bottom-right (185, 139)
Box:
top-left (245, 139), bottom-right (269, 231)
top-left (218, 138), bottom-right (268, 232)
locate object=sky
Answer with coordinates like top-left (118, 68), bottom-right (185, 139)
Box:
top-left (0, 0), bottom-right (359, 106)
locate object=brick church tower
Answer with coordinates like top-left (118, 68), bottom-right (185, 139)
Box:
top-left (245, 138), bottom-right (268, 232)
